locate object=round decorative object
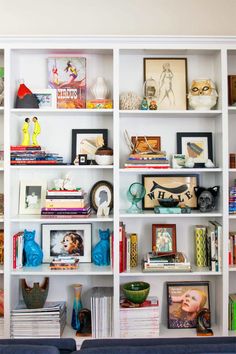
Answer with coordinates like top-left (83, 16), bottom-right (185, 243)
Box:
top-left (158, 198), bottom-right (179, 208)
top-left (127, 182), bottom-right (146, 213)
top-left (122, 281), bottom-right (150, 304)
top-left (90, 180), bottom-right (113, 211)
top-left (22, 277), bottom-right (49, 309)
top-left (95, 146), bottom-right (113, 165)
top-left (143, 77), bottom-right (158, 99)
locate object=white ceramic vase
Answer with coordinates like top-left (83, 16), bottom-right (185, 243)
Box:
top-left (91, 77), bottom-right (108, 99)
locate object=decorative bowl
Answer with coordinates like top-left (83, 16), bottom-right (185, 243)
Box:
top-left (122, 281), bottom-right (150, 304)
top-left (158, 198), bottom-right (179, 208)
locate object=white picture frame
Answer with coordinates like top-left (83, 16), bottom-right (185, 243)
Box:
top-left (33, 89), bottom-right (57, 109)
top-left (41, 223), bottom-right (92, 263)
top-left (19, 180), bottom-right (47, 215)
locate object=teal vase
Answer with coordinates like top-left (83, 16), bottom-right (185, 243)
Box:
top-left (71, 284), bottom-right (83, 330)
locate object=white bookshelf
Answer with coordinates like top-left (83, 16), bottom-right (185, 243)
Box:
top-left (1, 35), bottom-right (236, 341)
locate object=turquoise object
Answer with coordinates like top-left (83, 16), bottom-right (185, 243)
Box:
top-left (71, 284), bottom-right (83, 330)
top-left (141, 97), bottom-right (148, 110)
top-left (127, 183), bottom-right (146, 213)
top-left (23, 229), bottom-right (43, 266)
top-left (92, 229), bottom-right (110, 266)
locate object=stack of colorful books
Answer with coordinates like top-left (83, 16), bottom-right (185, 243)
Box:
top-left (10, 145), bottom-right (64, 165)
top-left (229, 184), bottom-right (236, 214)
top-left (143, 252), bottom-right (191, 272)
top-left (41, 188), bottom-right (91, 218)
top-left (49, 256), bottom-right (79, 270)
top-left (124, 151), bottom-right (170, 169)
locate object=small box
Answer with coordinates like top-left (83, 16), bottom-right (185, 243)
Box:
top-left (86, 99), bottom-right (113, 109)
top-left (228, 75), bottom-right (236, 106)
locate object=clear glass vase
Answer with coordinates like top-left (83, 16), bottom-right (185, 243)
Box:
top-left (71, 284), bottom-right (83, 330)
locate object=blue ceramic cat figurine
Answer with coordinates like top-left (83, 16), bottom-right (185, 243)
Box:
top-left (92, 229), bottom-right (110, 266)
top-left (23, 229), bottom-right (43, 266)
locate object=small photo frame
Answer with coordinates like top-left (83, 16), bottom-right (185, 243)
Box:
top-left (152, 224), bottom-right (176, 255)
top-left (167, 281), bottom-right (210, 329)
top-left (79, 154), bottom-right (87, 165)
top-left (71, 129), bottom-right (108, 164)
top-left (19, 180), bottom-right (46, 215)
top-left (90, 180), bottom-right (113, 211)
top-left (33, 89), bottom-right (57, 109)
top-left (41, 223), bottom-right (92, 263)
top-left (142, 174), bottom-right (199, 210)
top-left (177, 132), bottom-right (213, 168)
top-left (144, 58), bottom-right (187, 110)
top-left (131, 136), bottom-right (161, 153)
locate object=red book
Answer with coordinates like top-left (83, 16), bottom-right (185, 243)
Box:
top-left (12, 232), bottom-right (23, 269)
top-left (119, 223), bottom-right (124, 273)
top-left (10, 146), bottom-right (41, 151)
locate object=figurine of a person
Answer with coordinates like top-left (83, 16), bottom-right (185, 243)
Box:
top-left (21, 118), bottom-right (30, 146)
top-left (32, 116), bottom-right (41, 146)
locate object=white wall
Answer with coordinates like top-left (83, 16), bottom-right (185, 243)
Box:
top-left (1, 0), bottom-right (236, 36)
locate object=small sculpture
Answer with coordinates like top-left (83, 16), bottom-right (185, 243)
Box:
top-left (53, 174), bottom-right (76, 191)
top-left (22, 277), bottom-right (49, 309)
top-left (188, 79), bottom-right (218, 110)
top-left (141, 97), bottom-right (148, 110)
top-left (21, 118), bottom-right (30, 146)
top-left (92, 229), bottom-right (110, 266)
top-left (91, 76), bottom-right (109, 99)
top-left (196, 308), bottom-right (213, 336)
top-left (23, 229), bottom-right (43, 266)
top-left (32, 116), bottom-right (41, 146)
top-left (184, 157), bottom-right (195, 168)
top-left (205, 159), bottom-right (215, 168)
top-left (149, 100), bottom-right (158, 110)
top-left (194, 186), bottom-right (220, 212)
top-left (76, 308), bottom-right (92, 337)
top-left (120, 91), bottom-right (142, 110)
top-left (15, 81), bottom-right (39, 109)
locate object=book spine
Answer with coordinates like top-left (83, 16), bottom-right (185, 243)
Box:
top-left (45, 195), bottom-right (84, 199)
top-left (195, 226), bottom-right (207, 267)
top-left (130, 233), bottom-right (138, 268)
top-left (45, 201), bottom-right (86, 208)
top-left (11, 160), bottom-right (57, 164)
top-left (126, 235), bottom-right (131, 272)
top-left (41, 210), bottom-right (90, 215)
top-left (119, 224), bottom-right (124, 273)
top-left (42, 207), bottom-right (89, 211)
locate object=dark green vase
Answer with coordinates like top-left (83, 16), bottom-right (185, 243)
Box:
top-left (21, 277), bottom-right (49, 309)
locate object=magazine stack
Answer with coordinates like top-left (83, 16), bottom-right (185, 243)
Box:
top-left (41, 188), bottom-right (91, 218)
top-left (120, 296), bottom-right (159, 337)
top-left (91, 287), bottom-right (113, 338)
top-left (10, 146), bottom-right (64, 165)
top-left (11, 301), bottom-right (66, 338)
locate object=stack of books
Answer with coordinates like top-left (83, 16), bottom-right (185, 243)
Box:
top-left (229, 185), bottom-right (236, 214)
top-left (12, 231), bottom-right (24, 269)
top-left (120, 296), bottom-right (159, 338)
top-left (41, 188), bottom-right (91, 218)
top-left (11, 301), bottom-right (66, 338)
top-left (10, 145), bottom-right (64, 165)
top-left (91, 287), bottom-right (113, 338)
top-left (143, 252), bottom-right (191, 272)
top-left (49, 256), bottom-right (79, 270)
top-left (124, 151), bottom-right (170, 169)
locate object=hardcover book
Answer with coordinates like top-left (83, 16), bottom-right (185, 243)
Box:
top-left (48, 57), bottom-right (86, 109)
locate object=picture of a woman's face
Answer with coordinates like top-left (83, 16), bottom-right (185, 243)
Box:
top-left (181, 290), bottom-right (202, 313)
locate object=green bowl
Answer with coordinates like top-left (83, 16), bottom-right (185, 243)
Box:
top-left (122, 281), bottom-right (150, 304)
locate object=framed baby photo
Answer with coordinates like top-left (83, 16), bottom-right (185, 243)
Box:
top-left (177, 132), bottom-right (213, 168)
top-left (142, 174), bottom-right (199, 210)
top-left (41, 223), bottom-right (92, 263)
top-left (167, 281), bottom-right (210, 329)
top-left (90, 180), bottom-right (113, 211)
top-left (152, 224), bottom-right (176, 255)
top-left (33, 89), bottom-right (57, 109)
top-left (144, 58), bottom-right (187, 110)
top-left (19, 180), bottom-right (47, 215)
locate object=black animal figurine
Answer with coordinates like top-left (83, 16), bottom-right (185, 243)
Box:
top-left (194, 186), bottom-right (220, 212)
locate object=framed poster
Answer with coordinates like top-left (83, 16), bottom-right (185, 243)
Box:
top-left (142, 174), bottom-right (199, 210)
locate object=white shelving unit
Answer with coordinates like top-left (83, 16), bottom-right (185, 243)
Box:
top-left (1, 36), bottom-right (236, 342)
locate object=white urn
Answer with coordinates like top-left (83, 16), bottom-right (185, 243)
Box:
top-left (91, 76), bottom-right (109, 99)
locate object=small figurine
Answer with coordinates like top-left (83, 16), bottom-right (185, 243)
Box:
top-left (196, 308), bottom-right (213, 336)
top-left (205, 159), bottom-right (215, 168)
top-left (194, 186), bottom-right (220, 212)
top-left (21, 118), bottom-right (30, 146)
top-left (92, 229), bottom-right (110, 266)
top-left (76, 308), bottom-right (92, 337)
top-left (73, 155), bottom-right (79, 165)
top-left (149, 100), bottom-right (158, 110)
top-left (23, 229), bottom-right (43, 266)
top-left (141, 97), bottom-right (149, 110)
top-left (32, 117), bottom-right (41, 146)
top-left (53, 174), bottom-right (77, 191)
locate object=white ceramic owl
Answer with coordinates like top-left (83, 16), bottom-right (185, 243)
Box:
top-left (188, 79), bottom-right (218, 110)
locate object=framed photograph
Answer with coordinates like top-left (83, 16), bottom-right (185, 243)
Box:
top-left (90, 180), bottom-right (113, 211)
top-left (177, 132), bottom-right (213, 168)
top-left (41, 223), bottom-right (92, 263)
top-left (19, 180), bottom-right (46, 215)
top-left (71, 129), bottom-right (108, 164)
top-left (131, 136), bottom-right (161, 153)
top-left (167, 281), bottom-right (210, 329)
top-left (144, 58), bottom-right (187, 110)
top-left (142, 174), bottom-right (199, 210)
top-left (152, 224), bottom-right (176, 255)
top-left (33, 89), bottom-right (57, 109)
top-left (79, 154), bottom-right (87, 165)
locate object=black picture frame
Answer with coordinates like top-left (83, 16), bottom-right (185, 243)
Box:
top-left (142, 174), bottom-right (199, 210)
top-left (90, 180), bottom-right (113, 211)
top-left (167, 281), bottom-right (210, 329)
top-left (177, 132), bottom-right (213, 168)
top-left (71, 129), bottom-right (108, 165)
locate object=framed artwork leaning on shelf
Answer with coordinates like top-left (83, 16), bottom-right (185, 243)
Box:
top-left (142, 174), bottom-right (199, 210)
top-left (177, 132), bottom-right (213, 168)
top-left (152, 224), bottom-right (176, 255)
top-left (19, 180), bottom-right (46, 215)
top-left (41, 223), bottom-right (92, 263)
top-left (32, 89), bottom-right (57, 109)
top-left (71, 129), bottom-right (108, 165)
top-left (144, 58), bottom-right (187, 110)
top-left (167, 281), bottom-right (210, 329)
